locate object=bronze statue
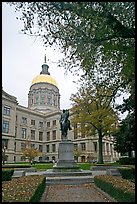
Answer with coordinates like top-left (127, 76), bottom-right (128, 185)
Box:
top-left (59, 109), bottom-right (72, 140)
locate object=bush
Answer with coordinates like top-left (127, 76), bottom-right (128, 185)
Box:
top-left (2, 164), bottom-right (31, 169)
top-left (118, 157), bottom-right (135, 165)
top-left (29, 176), bottom-right (46, 202)
top-left (94, 175), bottom-right (135, 202)
top-left (118, 167), bottom-right (135, 180)
top-left (2, 170), bottom-right (14, 181)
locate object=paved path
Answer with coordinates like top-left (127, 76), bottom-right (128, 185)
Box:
top-left (41, 183), bottom-right (116, 202)
top-left (25, 170), bottom-right (116, 202)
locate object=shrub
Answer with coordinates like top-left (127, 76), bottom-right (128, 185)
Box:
top-left (118, 157), bottom-right (135, 165)
top-left (2, 164), bottom-right (31, 169)
top-left (118, 167), bottom-right (135, 180)
top-left (2, 170), bottom-right (14, 181)
top-left (29, 176), bottom-right (46, 202)
top-left (94, 175), bottom-right (135, 202)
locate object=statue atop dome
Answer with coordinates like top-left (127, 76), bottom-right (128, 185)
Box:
top-left (40, 54), bottom-right (50, 75)
top-left (44, 54), bottom-right (46, 63)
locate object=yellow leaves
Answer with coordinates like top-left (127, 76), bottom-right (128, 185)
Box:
top-left (22, 147), bottom-right (41, 161)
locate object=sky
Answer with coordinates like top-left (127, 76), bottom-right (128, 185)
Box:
top-left (2, 3), bottom-right (129, 119)
top-left (2, 2), bottom-right (81, 110)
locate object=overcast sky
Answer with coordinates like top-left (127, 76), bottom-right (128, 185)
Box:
top-left (2, 3), bottom-right (129, 120)
top-left (2, 2), bottom-right (81, 110)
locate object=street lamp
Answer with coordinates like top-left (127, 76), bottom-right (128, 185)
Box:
top-left (2, 146), bottom-right (6, 165)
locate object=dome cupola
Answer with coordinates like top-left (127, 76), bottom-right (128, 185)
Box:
top-left (28, 55), bottom-right (60, 113)
top-left (31, 55), bottom-right (58, 88)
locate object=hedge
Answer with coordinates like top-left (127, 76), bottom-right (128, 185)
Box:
top-left (117, 157), bottom-right (135, 165)
top-left (2, 170), bottom-right (14, 181)
top-left (29, 176), bottom-right (46, 202)
top-left (94, 175), bottom-right (135, 202)
top-left (118, 167), bottom-right (135, 180)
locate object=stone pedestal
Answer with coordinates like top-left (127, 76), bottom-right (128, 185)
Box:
top-left (53, 139), bottom-right (80, 172)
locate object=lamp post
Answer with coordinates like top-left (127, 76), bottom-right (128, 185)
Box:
top-left (2, 146), bottom-right (6, 165)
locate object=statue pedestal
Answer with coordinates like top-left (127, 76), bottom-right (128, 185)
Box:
top-left (53, 139), bottom-right (80, 172)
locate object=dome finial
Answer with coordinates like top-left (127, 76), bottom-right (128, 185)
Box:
top-left (44, 54), bottom-right (46, 63)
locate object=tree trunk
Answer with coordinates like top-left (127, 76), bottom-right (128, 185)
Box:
top-left (128, 149), bottom-right (132, 158)
top-left (98, 129), bottom-right (104, 164)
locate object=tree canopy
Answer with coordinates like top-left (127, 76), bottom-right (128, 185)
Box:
top-left (8, 2), bottom-right (135, 84)
top-left (113, 113), bottom-right (135, 157)
top-left (70, 74), bottom-right (119, 163)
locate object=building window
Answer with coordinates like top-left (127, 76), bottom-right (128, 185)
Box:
top-left (39, 132), bottom-right (43, 141)
top-left (22, 128), bottom-right (27, 139)
top-left (81, 123), bottom-right (85, 138)
top-left (14, 156), bottom-right (16, 162)
top-left (52, 156), bottom-right (55, 161)
top-left (31, 130), bottom-right (35, 140)
top-left (81, 143), bottom-right (86, 151)
top-left (36, 97), bottom-right (39, 104)
top-left (41, 96), bottom-right (45, 104)
top-left (31, 119), bottom-right (35, 125)
top-left (3, 120), bottom-right (9, 133)
top-left (52, 130), bottom-right (56, 140)
top-left (53, 95), bottom-right (57, 106)
top-left (22, 117), bottom-right (27, 124)
top-left (74, 123), bottom-right (78, 139)
top-left (53, 120), bottom-right (56, 126)
top-left (3, 106), bottom-right (10, 115)
top-left (21, 142), bottom-right (26, 150)
top-left (31, 143), bottom-right (35, 148)
top-left (39, 157), bottom-right (42, 161)
top-left (52, 144), bottom-right (56, 152)
top-left (93, 142), bottom-right (97, 152)
top-left (47, 121), bottom-right (50, 127)
top-left (14, 142), bottom-right (16, 151)
top-left (39, 121), bottom-right (43, 128)
top-left (106, 143), bottom-right (109, 154)
top-left (2, 139), bottom-right (8, 149)
top-left (15, 126), bottom-right (17, 137)
top-left (21, 156), bottom-right (26, 161)
top-left (81, 156), bottom-right (86, 163)
top-left (47, 132), bottom-right (50, 141)
top-left (74, 144), bottom-right (78, 151)
top-left (39, 145), bottom-right (43, 152)
top-left (47, 92), bottom-right (51, 105)
top-left (46, 145), bottom-right (49, 153)
top-left (110, 144), bottom-right (113, 154)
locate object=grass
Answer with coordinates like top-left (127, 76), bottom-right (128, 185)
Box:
top-left (32, 163), bottom-right (53, 170)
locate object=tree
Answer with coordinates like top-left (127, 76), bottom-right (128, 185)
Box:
top-left (74, 147), bottom-right (81, 162)
top-left (22, 137), bottom-right (42, 163)
top-left (22, 147), bottom-right (42, 163)
top-left (2, 148), bottom-right (7, 165)
top-left (114, 79), bottom-right (135, 157)
top-left (7, 2), bottom-right (135, 82)
top-left (70, 75), bottom-right (119, 163)
top-left (113, 113), bottom-right (135, 157)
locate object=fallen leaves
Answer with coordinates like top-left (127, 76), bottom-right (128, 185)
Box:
top-left (2, 175), bottom-right (45, 202)
top-left (94, 175), bottom-right (135, 193)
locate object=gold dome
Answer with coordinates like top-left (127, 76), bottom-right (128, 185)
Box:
top-left (31, 74), bottom-right (58, 88)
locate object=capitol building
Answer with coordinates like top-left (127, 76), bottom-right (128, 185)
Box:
top-left (2, 56), bottom-right (120, 163)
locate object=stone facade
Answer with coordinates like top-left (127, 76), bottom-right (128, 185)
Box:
top-left (2, 59), bottom-right (120, 163)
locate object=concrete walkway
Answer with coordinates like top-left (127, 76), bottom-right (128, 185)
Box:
top-left (41, 183), bottom-right (116, 202)
top-left (25, 170), bottom-right (116, 202)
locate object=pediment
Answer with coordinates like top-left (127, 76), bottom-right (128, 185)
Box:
top-left (2, 89), bottom-right (18, 104)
